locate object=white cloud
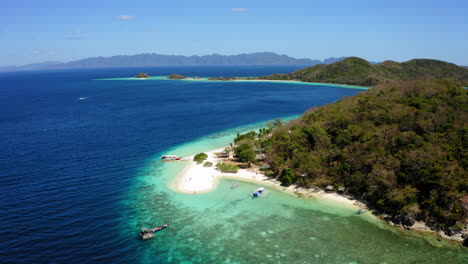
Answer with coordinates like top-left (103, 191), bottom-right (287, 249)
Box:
top-left (66, 29), bottom-right (85, 40)
top-left (32, 49), bottom-right (57, 56)
top-left (72, 29), bottom-right (83, 35)
top-left (232, 8), bottom-right (248, 12)
top-left (116, 15), bottom-right (135, 20)
top-left (66, 36), bottom-right (84, 40)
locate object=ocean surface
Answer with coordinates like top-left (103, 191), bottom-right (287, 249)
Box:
top-left (0, 66), bottom-right (466, 264)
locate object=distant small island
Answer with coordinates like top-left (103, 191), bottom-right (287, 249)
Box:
top-left (167, 74), bottom-right (201, 80)
top-left (168, 74), bottom-right (187, 79)
top-left (207, 77), bottom-right (257, 81)
top-left (135, 73), bottom-right (150, 79)
top-left (166, 74), bottom-right (250, 81)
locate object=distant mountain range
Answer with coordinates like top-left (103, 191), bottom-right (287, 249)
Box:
top-left (0, 52), bottom-right (349, 72)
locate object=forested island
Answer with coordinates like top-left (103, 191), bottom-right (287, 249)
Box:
top-left (146, 57), bottom-right (468, 242)
top-left (230, 78), bottom-right (467, 242)
top-left (167, 74), bottom-right (188, 79)
top-left (260, 57), bottom-right (468, 86)
top-left (135, 73), bottom-right (150, 79)
top-left (165, 58), bottom-right (468, 88)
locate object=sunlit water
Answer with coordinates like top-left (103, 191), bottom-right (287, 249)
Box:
top-left (127, 124), bottom-right (467, 264)
top-left (0, 66), bottom-right (466, 263)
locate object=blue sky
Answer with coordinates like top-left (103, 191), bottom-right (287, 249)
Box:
top-left (2, 0), bottom-right (468, 65)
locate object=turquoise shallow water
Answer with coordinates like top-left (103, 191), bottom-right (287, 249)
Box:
top-left (127, 119), bottom-right (467, 264)
top-left (97, 76), bottom-right (370, 90)
top-left (2, 66), bottom-right (396, 263)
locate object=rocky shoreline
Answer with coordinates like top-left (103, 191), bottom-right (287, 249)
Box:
top-left (286, 183), bottom-right (467, 245)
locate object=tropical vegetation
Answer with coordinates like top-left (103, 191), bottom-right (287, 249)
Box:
top-left (216, 162), bottom-right (239, 173)
top-left (167, 74), bottom-right (187, 79)
top-left (134, 72), bottom-right (150, 78)
top-left (241, 78), bottom-right (467, 229)
top-left (193, 153), bottom-right (208, 164)
top-left (262, 57), bottom-right (468, 87)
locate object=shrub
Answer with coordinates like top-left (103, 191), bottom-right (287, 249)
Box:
top-left (193, 153), bottom-right (208, 164)
top-left (203, 161), bottom-right (213, 167)
top-left (216, 162), bottom-right (239, 173)
top-left (281, 168), bottom-right (295, 186)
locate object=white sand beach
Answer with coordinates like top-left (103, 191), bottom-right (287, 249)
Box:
top-left (172, 147), bottom-right (466, 242)
top-left (174, 148), bottom-right (365, 209)
top-left (175, 148), bottom-right (268, 193)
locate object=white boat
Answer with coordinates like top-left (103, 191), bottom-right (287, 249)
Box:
top-left (252, 187), bottom-right (265, 198)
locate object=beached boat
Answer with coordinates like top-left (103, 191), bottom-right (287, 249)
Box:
top-left (139, 224), bottom-right (169, 240)
top-left (252, 187), bottom-right (265, 198)
top-left (161, 155), bottom-right (181, 161)
top-left (355, 209), bottom-right (366, 215)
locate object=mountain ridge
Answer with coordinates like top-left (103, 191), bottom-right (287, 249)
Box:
top-left (0, 52), bottom-right (348, 72)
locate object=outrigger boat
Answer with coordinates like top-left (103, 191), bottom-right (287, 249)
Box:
top-left (231, 183), bottom-right (239, 190)
top-left (139, 224), bottom-right (169, 240)
top-left (252, 187), bottom-right (265, 198)
top-left (161, 155), bottom-right (181, 161)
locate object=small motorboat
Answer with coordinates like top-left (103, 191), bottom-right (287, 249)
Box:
top-left (231, 184), bottom-right (239, 190)
top-left (139, 224), bottom-right (169, 240)
top-left (252, 187), bottom-right (265, 198)
top-left (161, 155), bottom-right (181, 161)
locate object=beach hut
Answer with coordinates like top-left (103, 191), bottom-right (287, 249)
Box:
top-left (325, 185), bottom-right (334, 192)
top-left (259, 163), bottom-right (270, 169)
top-left (298, 173), bottom-right (308, 178)
top-left (338, 187), bottom-right (345, 193)
top-left (217, 151), bottom-right (229, 158)
top-left (255, 153), bottom-right (265, 161)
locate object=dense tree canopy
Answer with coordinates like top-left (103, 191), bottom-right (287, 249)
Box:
top-left (262, 57), bottom-right (468, 87)
top-left (167, 74), bottom-right (187, 79)
top-left (262, 79), bottom-right (467, 228)
top-left (135, 72), bottom-right (150, 79)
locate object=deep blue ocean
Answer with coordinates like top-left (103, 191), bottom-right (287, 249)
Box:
top-left (0, 66), bottom-right (361, 263)
top-left (2, 67), bottom-right (466, 264)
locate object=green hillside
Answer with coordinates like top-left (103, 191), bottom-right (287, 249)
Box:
top-left (261, 79), bottom-right (467, 229)
top-left (262, 57), bottom-right (468, 87)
